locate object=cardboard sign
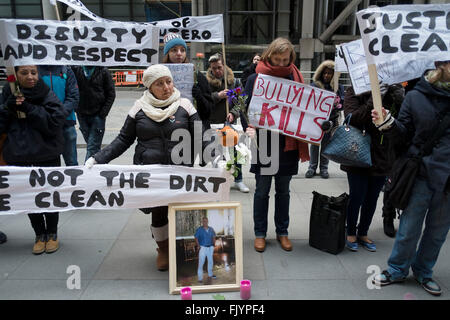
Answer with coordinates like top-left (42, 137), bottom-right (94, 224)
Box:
top-left (0, 165), bottom-right (231, 215)
top-left (247, 74), bottom-right (335, 144)
top-left (334, 44), bottom-right (348, 73)
top-left (164, 63), bottom-right (194, 102)
top-left (0, 19), bottom-right (159, 66)
top-left (356, 4), bottom-right (449, 66)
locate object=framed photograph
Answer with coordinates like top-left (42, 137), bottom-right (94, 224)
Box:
top-left (168, 201), bottom-right (243, 294)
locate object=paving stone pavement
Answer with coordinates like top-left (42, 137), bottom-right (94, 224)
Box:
top-left (0, 89), bottom-right (448, 300)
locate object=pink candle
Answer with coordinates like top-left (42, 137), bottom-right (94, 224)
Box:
top-left (181, 287), bottom-right (192, 300)
top-left (240, 280), bottom-right (251, 300)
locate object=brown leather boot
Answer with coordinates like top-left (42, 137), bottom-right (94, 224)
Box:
top-left (156, 239), bottom-right (169, 271)
top-left (277, 235), bottom-right (293, 251)
top-left (254, 238), bottom-right (266, 252)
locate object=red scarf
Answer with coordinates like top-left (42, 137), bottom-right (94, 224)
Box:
top-left (255, 61), bottom-right (310, 162)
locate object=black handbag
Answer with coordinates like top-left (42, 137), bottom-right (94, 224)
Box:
top-left (386, 113), bottom-right (450, 210)
top-left (322, 114), bottom-right (372, 168)
top-left (309, 191), bottom-right (349, 255)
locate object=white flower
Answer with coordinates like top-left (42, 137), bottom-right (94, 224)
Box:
top-left (235, 143), bottom-right (251, 165)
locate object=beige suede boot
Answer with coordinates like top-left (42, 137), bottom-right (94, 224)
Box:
top-left (156, 239), bottom-right (169, 271)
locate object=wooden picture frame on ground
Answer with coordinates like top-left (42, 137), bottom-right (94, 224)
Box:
top-left (168, 201), bottom-right (243, 295)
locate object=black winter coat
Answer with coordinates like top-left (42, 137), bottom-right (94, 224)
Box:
top-left (94, 98), bottom-right (206, 166)
top-left (71, 66), bottom-right (116, 118)
top-left (192, 71), bottom-right (214, 125)
top-left (384, 75), bottom-right (450, 192)
top-left (0, 81), bottom-right (65, 164)
top-left (341, 84), bottom-right (405, 176)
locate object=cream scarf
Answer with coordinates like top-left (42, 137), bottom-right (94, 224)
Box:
top-left (134, 88), bottom-right (181, 122)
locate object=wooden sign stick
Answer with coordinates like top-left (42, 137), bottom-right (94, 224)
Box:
top-left (222, 42), bottom-right (229, 115)
top-left (367, 64), bottom-right (384, 126)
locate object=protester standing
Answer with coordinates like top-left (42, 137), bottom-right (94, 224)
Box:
top-left (38, 65), bottom-right (79, 166)
top-left (206, 53), bottom-right (249, 193)
top-left (0, 65), bottom-right (66, 254)
top-left (244, 38), bottom-right (310, 253)
top-left (85, 64), bottom-right (209, 271)
top-left (372, 60), bottom-right (450, 296)
top-left (342, 83), bottom-right (405, 252)
top-left (241, 53), bottom-right (261, 88)
top-left (71, 66), bottom-right (116, 162)
top-left (305, 60), bottom-right (345, 179)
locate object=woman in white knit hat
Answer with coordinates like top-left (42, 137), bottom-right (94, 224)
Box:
top-left (85, 64), bottom-right (207, 271)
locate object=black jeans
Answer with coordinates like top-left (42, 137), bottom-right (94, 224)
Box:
top-left (13, 158), bottom-right (62, 237)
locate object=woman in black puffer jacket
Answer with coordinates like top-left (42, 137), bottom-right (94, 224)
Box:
top-left (0, 65), bottom-right (66, 255)
top-left (85, 64), bottom-right (208, 272)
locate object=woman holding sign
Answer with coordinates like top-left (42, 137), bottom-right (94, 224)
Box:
top-left (0, 65), bottom-right (66, 255)
top-left (85, 64), bottom-right (208, 271)
top-left (243, 38), bottom-right (310, 253)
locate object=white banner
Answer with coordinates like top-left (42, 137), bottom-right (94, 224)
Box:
top-left (340, 38), bottom-right (435, 95)
top-left (52, 0), bottom-right (224, 43)
top-left (247, 74), bottom-right (335, 145)
top-left (164, 63), bottom-right (194, 103)
top-left (334, 44), bottom-right (348, 73)
top-left (0, 19), bottom-right (159, 66)
top-left (0, 165), bottom-right (231, 215)
top-left (356, 4), bottom-right (450, 66)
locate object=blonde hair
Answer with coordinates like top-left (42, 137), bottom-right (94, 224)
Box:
top-left (261, 38), bottom-right (296, 65)
top-left (427, 68), bottom-right (444, 84)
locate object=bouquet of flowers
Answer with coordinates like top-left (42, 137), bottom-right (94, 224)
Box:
top-left (213, 142), bottom-right (252, 178)
top-left (226, 87), bottom-right (249, 124)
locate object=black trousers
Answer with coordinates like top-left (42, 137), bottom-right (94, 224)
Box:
top-left (13, 158), bottom-right (61, 236)
top-left (140, 206), bottom-right (168, 228)
top-left (382, 188), bottom-right (397, 220)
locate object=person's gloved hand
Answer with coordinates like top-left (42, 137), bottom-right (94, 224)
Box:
top-left (192, 84), bottom-right (202, 99)
top-left (6, 95), bottom-right (18, 109)
top-left (321, 121), bottom-right (333, 132)
top-left (84, 157), bottom-right (97, 169)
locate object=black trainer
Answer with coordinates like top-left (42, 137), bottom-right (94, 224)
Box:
top-left (383, 217), bottom-right (396, 238)
top-left (372, 270), bottom-right (406, 287)
top-left (416, 278), bottom-right (442, 296)
top-left (0, 231), bottom-right (6, 244)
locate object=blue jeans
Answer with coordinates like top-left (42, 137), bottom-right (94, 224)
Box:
top-left (78, 115), bottom-right (106, 162)
top-left (387, 177), bottom-right (450, 281)
top-left (253, 174), bottom-right (292, 237)
top-left (346, 173), bottom-right (386, 236)
top-left (198, 246), bottom-right (214, 281)
top-left (62, 126), bottom-right (78, 166)
top-left (308, 132), bottom-right (331, 172)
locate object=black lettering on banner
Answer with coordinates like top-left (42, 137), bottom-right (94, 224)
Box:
top-left (170, 175), bottom-right (183, 190)
top-left (208, 177), bottom-right (226, 193)
top-left (86, 47), bottom-right (100, 61)
top-left (185, 175), bottom-right (192, 192)
top-left (55, 27), bottom-right (70, 41)
top-left (168, 28), bottom-right (179, 34)
top-left (87, 190), bottom-right (106, 207)
top-left (361, 12), bottom-right (381, 34)
top-left (142, 48), bottom-right (158, 63)
top-left (423, 11), bottom-right (445, 30)
top-left (382, 13), bottom-right (402, 30)
top-left (368, 38), bottom-right (379, 56)
top-left (111, 28), bottom-right (128, 42)
top-left (73, 26), bottom-right (89, 41)
top-left (404, 12), bottom-right (422, 29)
top-left (181, 29), bottom-right (190, 39)
top-left (381, 35), bottom-right (398, 53)
top-left (171, 20), bottom-right (182, 28)
top-left (71, 46), bottom-right (85, 61)
top-left (114, 48), bottom-right (127, 62)
top-left (64, 169), bottom-right (83, 186)
top-left (35, 25), bottom-right (51, 40)
top-left (35, 192), bottom-right (51, 208)
top-left (71, 190), bottom-right (85, 207)
top-left (447, 11), bottom-right (450, 29)
top-left (100, 171), bottom-right (119, 187)
top-left (401, 33), bottom-right (420, 52)
top-left (191, 29), bottom-right (201, 40)
top-left (18, 44), bottom-right (32, 58)
top-left (0, 171), bottom-right (9, 188)
top-left (135, 173), bottom-right (150, 188)
top-left (47, 171), bottom-right (65, 187)
top-left (131, 28), bottom-right (146, 44)
top-left (421, 33), bottom-right (447, 52)
top-left (100, 47), bottom-right (114, 62)
top-left (194, 176), bottom-right (207, 192)
top-left (53, 191), bottom-right (68, 207)
top-left (201, 30), bottom-right (211, 40)
top-left (0, 194), bottom-right (11, 211)
top-left (108, 191), bottom-right (124, 207)
top-left (33, 45), bottom-right (47, 60)
top-left (120, 173), bottom-right (134, 188)
top-left (182, 17), bottom-right (191, 28)
top-left (92, 27), bottom-right (107, 42)
top-left (3, 46), bottom-right (18, 60)
top-left (29, 169), bottom-right (45, 187)
top-left (55, 45), bottom-right (71, 61)
top-left (16, 24), bottom-right (31, 39)
top-left (127, 49), bottom-right (140, 62)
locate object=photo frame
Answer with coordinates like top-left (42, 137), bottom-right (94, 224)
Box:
top-left (168, 201), bottom-right (243, 294)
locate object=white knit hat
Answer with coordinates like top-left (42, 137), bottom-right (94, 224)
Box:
top-left (142, 64), bottom-right (173, 88)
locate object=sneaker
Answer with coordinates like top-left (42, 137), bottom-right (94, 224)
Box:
top-left (32, 234), bottom-right (47, 255)
top-left (320, 170), bottom-right (329, 179)
top-left (305, 169), bottom-right (315, 178)
top-left (211, 275), bottom-right (217, 280)
top-left (358, 237), bottom-right (376, 252)
top-left (373, 270), bottom-right (406, 287)
top-left (345, 239), bottom-right (358, 252)
top-left (234, 181), bottom-right (249, 193)
top-left (0, 231), bottom-right (6, 244)
top-left (45, 233), bottom-right (59, 254)
top-left (416, 278), bottom-right (442, 296)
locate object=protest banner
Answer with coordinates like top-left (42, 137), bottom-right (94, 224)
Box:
top-left (356, 4), bottom-right (450, 124)
top-left (50, 0), bottom-right (224, 43)
top-left (340, 39), bottom-right (434, 95)
top-left (0, 19), bottom-right (159, 66)
top-left (247, 74), bottom-right (336, 145)
top-left (0, 164), bottom-right (231, 216)
top-left (164, 63), bottom-right (194, 102)
top-left (334, 44), bottom-right (348, 73)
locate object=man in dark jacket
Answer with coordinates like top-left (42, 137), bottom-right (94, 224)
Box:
top-left (38, 65), bottom-right (79, 166)
top-left (71, 66), bottom-right (116, 162)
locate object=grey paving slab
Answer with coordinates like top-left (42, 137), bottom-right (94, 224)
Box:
top-left (117, 209), bottom-right (153, 240)
top-left (242, 239), bottom-right (266, 281)
top-left (0, 239), bottom-right (32, 278)
top-left (0, 280), bottom-right (84, 300)
top-left (7, 239), bottom-right (115, 280)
